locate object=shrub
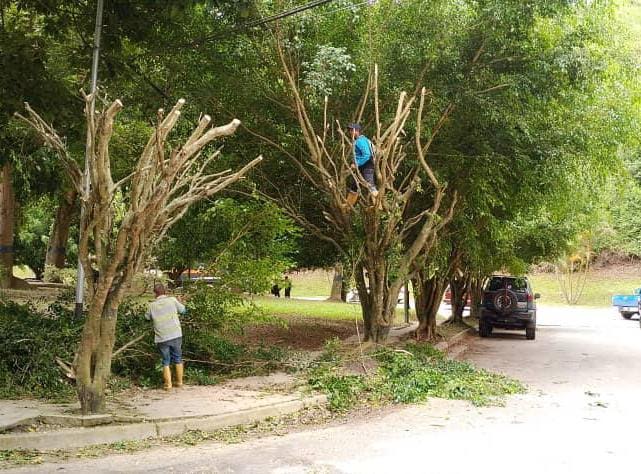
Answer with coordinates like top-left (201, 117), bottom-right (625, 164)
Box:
top-left (43, 265), bottom-right (77, 286)
top-left (0, 299), bottom-right (79, 399)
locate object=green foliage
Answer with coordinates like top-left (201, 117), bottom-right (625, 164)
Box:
top-left (0, 299), bottom-right (79, 399)
top-left (302, 45), bottom-right (356, 98)
top-left (43, 265), bottom-right (77, 286)
top-left (14, 196), bottom-right (54, 278)
top-left (156, 198), bottom-right (298, 293)
top-left (374, 345), bottom-right (525, 406)
top-left (308, 365), bottom-right (367, 412)
top-left (184, 366), bottom-right (220, 386)
top-left (309, 342), bottom-right (525, 412)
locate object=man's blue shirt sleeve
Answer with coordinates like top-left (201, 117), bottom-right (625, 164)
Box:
top-left (354, 136), bottom-right (372, 167)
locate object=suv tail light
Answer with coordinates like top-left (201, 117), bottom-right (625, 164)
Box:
top-left (526, 292), bottom-right (533, 302)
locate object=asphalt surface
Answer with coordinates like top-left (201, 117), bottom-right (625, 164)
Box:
top-left (15, 306), bottom-right (641, 473)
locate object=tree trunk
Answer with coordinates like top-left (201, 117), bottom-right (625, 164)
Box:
top-left (414, 272), bottom-right (447, 341)
top-left (355, 260), bottom-right (401, 343)
top-left (75, 281), bottom-right (122, 414)
top-left (448, 274), bottom-right (470, 324)
top-left (0, 162), bottom-right (15, 289)
top-left (328, 262), bottom-right (344, 301)
top-left (469, 276), bottom-right (484, 320)
top-left (167, 267), bottom-right (186, 286)
top-left (355, 263), bottom-right (373, 339)
top-left (45, 190), bottom-right (77, 270)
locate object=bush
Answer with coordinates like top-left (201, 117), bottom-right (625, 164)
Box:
top-left (43, 265), bottom-right (77, 286)
top-left (0, 299), bottom-right (80, 399)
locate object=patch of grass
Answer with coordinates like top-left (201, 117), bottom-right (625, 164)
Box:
top-left (529, 272), bottom-right (641, 307)
top-left (308, 342), bottom-right (525, 412)
top-left (0, 450), bottom-right (44, 466)
top-left (252, 296), bottom-right (362, 320)
top-left (286, 269), bottom-right (333, 298)
top-left (252, 296), bottom-right (415, 323)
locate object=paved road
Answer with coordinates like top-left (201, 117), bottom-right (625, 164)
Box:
top-left (16, 306), bottom-right (641, 473)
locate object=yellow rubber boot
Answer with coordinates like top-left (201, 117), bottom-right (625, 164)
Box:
top-left (345, 191), bottom-right (358, 209)
top-left (162, 366), bottom-right (172, 391)
top-left (174, 363), bottom-right (184, 388)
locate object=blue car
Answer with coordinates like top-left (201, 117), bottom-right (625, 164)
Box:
top-left (612, 288), bottom-right (641, 320)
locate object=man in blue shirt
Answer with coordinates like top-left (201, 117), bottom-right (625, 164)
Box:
top-left (346, 123), bottom-right (378, 208)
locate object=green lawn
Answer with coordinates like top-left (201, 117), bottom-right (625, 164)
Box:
top-left (528, 272), bottom-right (641, 308)
top-left (286, 269), bottom-right (333, 298)
top-left (251, 295), bottom-right (415, 323)
top-left (288, 268), bottom-right (638, 309)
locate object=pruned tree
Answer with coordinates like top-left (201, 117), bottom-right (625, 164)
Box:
top-left (17, 93), bottom-right (261, 413)
top-left (267, 36), bottom-right (456, 342)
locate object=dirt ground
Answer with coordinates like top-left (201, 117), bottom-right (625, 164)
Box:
top-left (239, 317), bottom-right (359, 351)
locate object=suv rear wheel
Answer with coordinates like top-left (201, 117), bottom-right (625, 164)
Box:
top-left (525, 324), bottom-right (536, 340)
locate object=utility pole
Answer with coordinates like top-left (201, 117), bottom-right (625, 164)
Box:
top-left (75, 0), bottom-right (105, 317)
top-left (404, 281), bottom-right (410, 324)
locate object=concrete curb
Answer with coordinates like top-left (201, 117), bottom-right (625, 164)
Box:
top-left (435, 326), bottom-right (475, 357)
top-left (0, 416), bottom-right (39, 434)
top-left (0, 395), bottom-right (327, 451)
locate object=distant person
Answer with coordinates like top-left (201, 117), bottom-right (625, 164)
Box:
top-left (271, 283), bottom-right (281, 297)
top-left (345, 123), bottom-right (378, 208)
top-left (283, 276), bottom-right (292, 298)
top-left (145, 284), bottom-right (186, 391)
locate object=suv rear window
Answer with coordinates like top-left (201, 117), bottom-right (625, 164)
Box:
top-left (487, 277), bottom-right (528, 292)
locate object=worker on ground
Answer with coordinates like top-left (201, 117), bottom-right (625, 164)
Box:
top-left (145, 283), bottom-right (186, 391)
top-left (283, 276), bottom-right (292, 298)
top-left (346, 123), bottom-right (378, 208)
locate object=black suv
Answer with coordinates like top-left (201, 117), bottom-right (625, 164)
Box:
top-left (479, 276), bottom-right (540, 340)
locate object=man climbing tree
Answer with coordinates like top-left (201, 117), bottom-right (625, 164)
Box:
top-left (345, 123), bottom-right (378, 208)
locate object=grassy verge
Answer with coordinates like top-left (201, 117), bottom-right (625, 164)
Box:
top-left (251, 295), bottom-right (416, 323)
top-left (286, 269), bottom-right (333, 298)
top-left (528, 272), bottom-right (641, 307)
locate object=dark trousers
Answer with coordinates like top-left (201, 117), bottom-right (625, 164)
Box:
top-left (349, 162), bottom-right (377, 193)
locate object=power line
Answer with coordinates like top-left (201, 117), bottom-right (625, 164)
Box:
top-left (192, 0), bottom-right (338, 47)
